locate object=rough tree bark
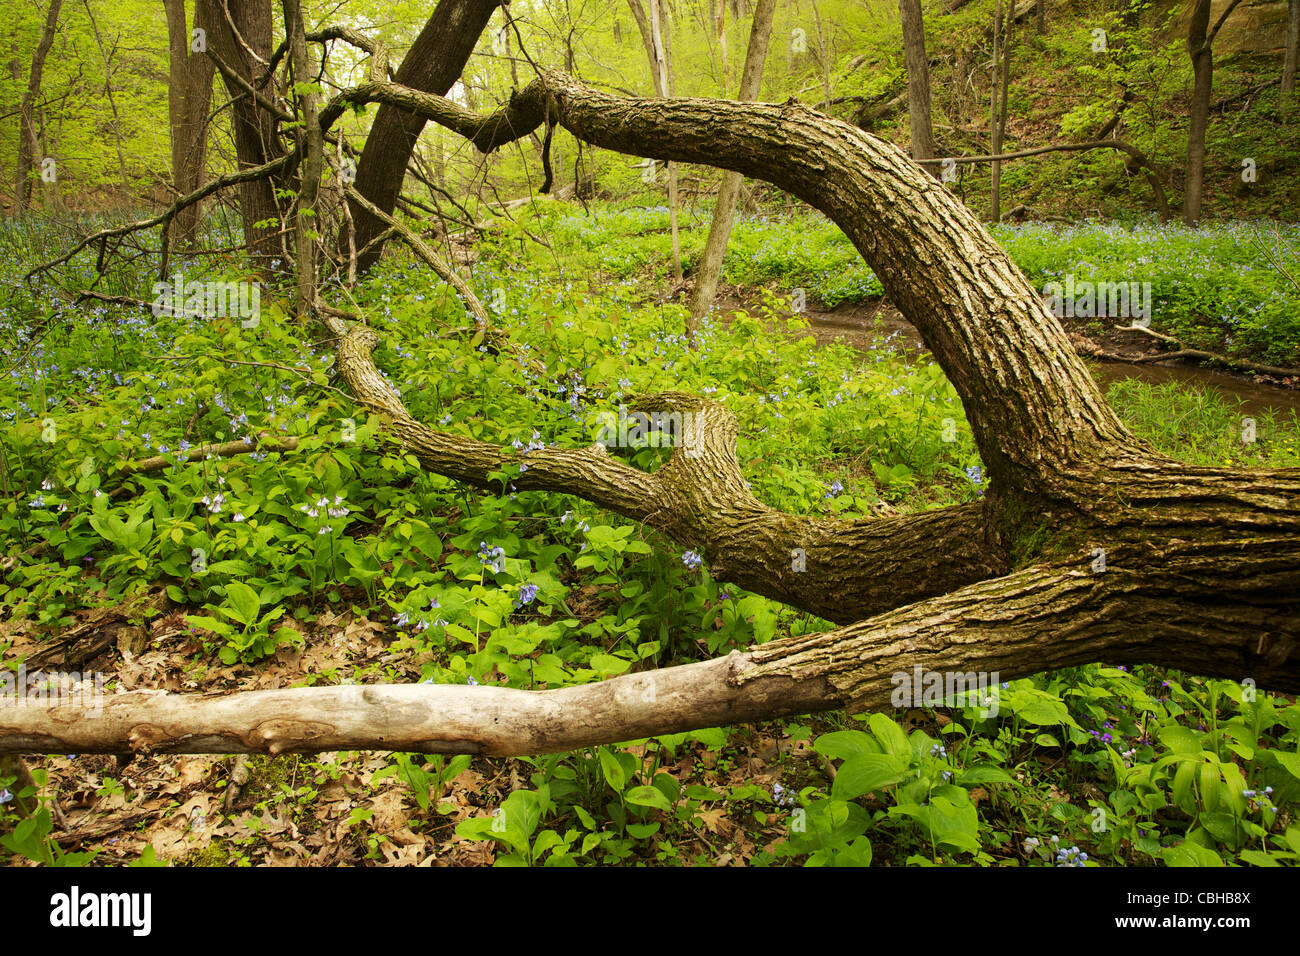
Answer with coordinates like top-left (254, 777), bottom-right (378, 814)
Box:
top-left (164, 0), bottom-right (215, 245)
top-left (6, 73), bottom-right (1298, 756)
top-left (899, 0), bottom-right (938, 167)
top-left (345, 0), bottom-right (501, 273)
top-left (13, 0), bottom-right (62, 216)
top-left (685, 0), bottom-right (776, 330)
top-left (196, 0), bottom-right (285, 263)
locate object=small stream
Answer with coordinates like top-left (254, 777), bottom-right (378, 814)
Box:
top-left (792, 304), bottom-right (1300, 421)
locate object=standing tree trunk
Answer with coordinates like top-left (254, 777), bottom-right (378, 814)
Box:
top-left (899, 0), bottom-right (938, 167)
top-left (1183, 0), bottom-right (1244, 226)
top-left (1184, 0), bottom-right (1214, 226)
top-left (196, 0), bottom-right (285, 265)
top-left (346, 0), bottom-right (501, 272)
top-left (686, 0), bottom-right (776, 333)
top-left (1283, 0), bottom-right (1299, 106)
top-left (628, 0), bottom-right (683, 284)
top-left (810, 0), bottom-right (834, 111)
top-left (989, 0), bottom-right (1015, 222)
top-left (283, 0), bottom-right (322, 317)
top-left (13, 0), bottom-right (61, 217)
top-left (164, 0), bottom-right (215, 245)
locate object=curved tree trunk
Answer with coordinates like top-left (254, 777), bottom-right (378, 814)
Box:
top-left (7, 72), bottom-right (1298, 756)
top-left (345, 0), bottom-right (501, 273)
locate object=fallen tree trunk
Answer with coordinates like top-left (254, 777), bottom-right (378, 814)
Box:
top-left (7, 71), bottom-right (1298, 756)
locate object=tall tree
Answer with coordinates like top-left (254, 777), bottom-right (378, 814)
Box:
top-left (164, 0), bottom-right (215, 244)
top-left (898, 0), bottom-right (937, 166)
top-left (346, 0), bottom-right (502, 272)
top-left (83, 0), bottom-right (130, 194)
top-left (686, 0), bottom-right (776, 333)
top-left (627, 0), bottom-right (683, 284)
top-left (1283, 0), bottom-right (1298, 106)
top-left (989, 0), bottom-right (1015, 222)
top-left (13, 0), bottom-right (62, 216)
top-left (196, 0), bottom-right (285, 263)
top-left (1183, 0), bottom-right (1244, 226)
top-left (283, 0), bottom-right (321, 317)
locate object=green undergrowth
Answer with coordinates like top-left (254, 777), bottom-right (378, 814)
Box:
top-left (509, 202), bottom-right (1300, 367)
top-left (2, 212), bottom-right (1298, 866)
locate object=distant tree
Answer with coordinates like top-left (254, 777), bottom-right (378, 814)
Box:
top-left (989, 0), bottom-right (1016, 222)
top-left (164, 0), bottom-right (214, 244)
top-left (195, 0), bottom-right (284, 263)
top-left (13, 0), bottom-right (62, 216)
top-left (627, 0), bottom-right (683, 285)
top-left (686, 0), bottom-right (776, 332)
top-left (899, 0), bottom-right (937, 167)
top-left (345, 0), bottom-right (501, 273)
top-left (1183, 0), bottom-right (1244, 226)
top-left (1283, 0), bottom-right (1298, 105)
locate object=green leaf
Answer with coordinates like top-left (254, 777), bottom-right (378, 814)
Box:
top-left (1239, 849), bottom-right (1282, 867)
top-left (625, 785), bottom-right (672, 812)
top-left (223, 580), bottom-right (261, 627)
top-left (868, 713), bottom-right (910, 757)
top-left (1172, 760), bottom-right (1198, 813)
top-left (832, 754), bottom-right (910, 801)
top-left (1159, 725), bottom-right (1203, 755)
top-left (813, 730), bottom-right (880, 761)
top-left (599, 748), bottom-right (626, 793)
top-left (955, 765), bottom-right (1014, 785)
top-left (1271, 749), bottom-right (1300, 780)
top-left (1015, 696), bottom-right (1070, 726)
top-left (1161, 842), bottom-right (1224, 867)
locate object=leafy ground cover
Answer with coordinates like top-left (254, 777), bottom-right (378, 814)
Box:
top-left (1, 208), bottom-right (1298, 866)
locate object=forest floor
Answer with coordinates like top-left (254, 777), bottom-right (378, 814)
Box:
top-left (4, 209), bottom-right (1299, 868)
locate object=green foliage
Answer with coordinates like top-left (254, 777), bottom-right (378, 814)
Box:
top-left (3, 199), bottom-right (1299, 867)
